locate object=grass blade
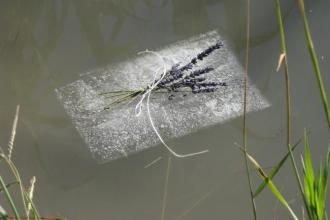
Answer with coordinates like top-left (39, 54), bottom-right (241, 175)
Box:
top-left (0, 155), bottom-right (41, 220)
top-left (302, 132), bottom-right (330, 220)
top-left (0, 176), bottom-right (21, 220)
top-left (243, 150), bottom-right (299, 220)
top-left (318, 144), bottom-right (330, 220)
top-left (303, 131), bottom-right (315, 207)
top-left (242, 0), bottom-right (257, 218)
top-left (253, 139), bottom-right (300, 198)
top-left (297, 0), bottom-right (330, 129)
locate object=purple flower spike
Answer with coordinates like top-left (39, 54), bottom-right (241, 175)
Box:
top-left (150, 41), bottom-right (226, 96)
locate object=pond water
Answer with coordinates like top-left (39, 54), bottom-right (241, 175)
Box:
top-left (0, 0), bottom-right (329, 219)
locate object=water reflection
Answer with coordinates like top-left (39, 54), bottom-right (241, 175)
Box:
top-left (0, 0), bottom-right (67, 100)
top-left (0, 0), bottom-right (85, 189)
top-left (172, 0), bottom-right (209, 36)
top-left (73, 0), bottom-right (139, 65)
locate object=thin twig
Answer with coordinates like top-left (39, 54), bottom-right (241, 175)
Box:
top-left (161, 157), bottom-right (171, 220)
top-left (175, 187), bottom-right (216, 220)
top-left (242, 0), bottom-right (257, 219)
top-left (144, 156), bottom-right (162, 168)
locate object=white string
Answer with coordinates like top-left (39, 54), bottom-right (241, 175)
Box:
top-left (135, 50), bottom-right (168, 116)
top-left (136, 50), bottom-right (209, 158)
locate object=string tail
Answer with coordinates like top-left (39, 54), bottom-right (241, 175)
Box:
top-left (137, 50), bottom-right (209, 158)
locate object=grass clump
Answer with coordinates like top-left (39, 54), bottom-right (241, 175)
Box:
top-left (302, 131), bottom-right (330, 220)
top-left (0, 106), bottom-right (64, 220)
top-left (242, 0), bottom-right (330, 219)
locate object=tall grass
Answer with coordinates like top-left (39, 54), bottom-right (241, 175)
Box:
top-left (243, 0), bottom-right (330, 219)
top-left (241, 0), bottom-right (258, 219)
top-left (0, 106), bottom-right (63, 220)
top-left (275, 0), bottom-right (312, 218)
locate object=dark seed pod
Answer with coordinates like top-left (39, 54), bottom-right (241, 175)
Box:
top-left (217, 82), bottom-right (227, 86)
top-left (168, 94), bottom-right (175, 100)
top-left (188, 67), bottom-right (214, 78)
top-left (179, 63), bottom-right (193, 72)
top-left (191, 58), bottom-right (197, 64)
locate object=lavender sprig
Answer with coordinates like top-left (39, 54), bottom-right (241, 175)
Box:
top-left (154, 41), bottom-right (224, 87)
top-left (186, 67), bottom-right (214, 78)
top-left (153, 40), bottom-right (226, 96)
top-left (101, 41), bottom-right (226, 109)
top-left (196, 41), bottom-right (223, 61)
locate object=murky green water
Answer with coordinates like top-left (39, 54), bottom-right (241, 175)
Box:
top-left (0, 0), bottom-right (329, 219)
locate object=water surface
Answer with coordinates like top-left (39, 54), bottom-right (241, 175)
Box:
top-left (0, 0), bottom-right (329, 219)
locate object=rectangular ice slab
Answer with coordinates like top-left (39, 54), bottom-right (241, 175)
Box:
top-left (56, 31), bottom-right (269, 163)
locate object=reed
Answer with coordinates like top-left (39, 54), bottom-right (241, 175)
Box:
top-left (275, 0), bottom-right (312, 218)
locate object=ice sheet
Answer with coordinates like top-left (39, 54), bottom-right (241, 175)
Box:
top-left (55, 31), bottom-right (270, 163)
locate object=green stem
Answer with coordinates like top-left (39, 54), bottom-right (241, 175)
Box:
top-left (0, 176), bottom-right (21, 220)
top-left (297, 0), bottom-right (330, 130)
top-left (275, 1), bottom-right (312, 219)
top-left (242, 0), bottom-right (257, 219)
top-left (0, 155), bottom-right (41, 220)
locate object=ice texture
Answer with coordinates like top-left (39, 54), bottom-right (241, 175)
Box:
top-left (55, 31), bottom-right (270, 163)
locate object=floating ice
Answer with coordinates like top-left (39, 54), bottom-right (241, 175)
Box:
top-left (55, 31), bottom-right (270, 163)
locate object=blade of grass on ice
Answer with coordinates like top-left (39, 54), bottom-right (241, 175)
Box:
top-left (253, 139), bottom-right (301, 198)
top-left (242, 149), bottom-right (299, 220)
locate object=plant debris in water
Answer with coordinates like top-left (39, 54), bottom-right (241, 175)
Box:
top-left (101, 41), bottom-right (227, 110)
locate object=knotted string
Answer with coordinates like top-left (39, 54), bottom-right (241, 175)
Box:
top-left (135, 49), bottom-right (167, 116)
top-left (135, 50), bottom-right (209, 158)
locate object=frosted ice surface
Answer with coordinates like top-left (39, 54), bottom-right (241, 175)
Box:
top-left (55, 31), bottom-right (270, 163)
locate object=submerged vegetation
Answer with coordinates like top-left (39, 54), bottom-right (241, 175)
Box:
top-left (242, 0), bottom-right (330, 220)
